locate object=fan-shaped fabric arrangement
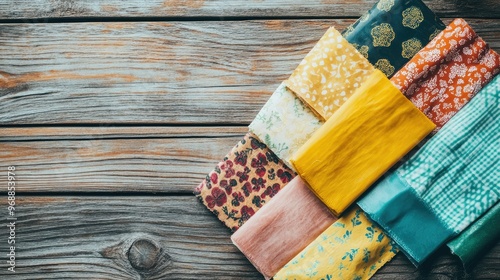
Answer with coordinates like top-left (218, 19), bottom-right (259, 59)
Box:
top-left (194, 0), bottom-right (500, 279)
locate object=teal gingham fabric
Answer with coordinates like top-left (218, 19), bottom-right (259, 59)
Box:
top-left (396, 74), bottom-right (500, 232)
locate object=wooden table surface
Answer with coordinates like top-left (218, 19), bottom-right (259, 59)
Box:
top-left (0, 1), bottom-right (499, 279)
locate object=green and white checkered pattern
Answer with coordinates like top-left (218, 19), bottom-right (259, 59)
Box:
top-left (397, 74), bottom-right (500, 232)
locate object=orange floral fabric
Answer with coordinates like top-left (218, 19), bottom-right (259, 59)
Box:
top-left (391, 18), bottom-right (500, 131)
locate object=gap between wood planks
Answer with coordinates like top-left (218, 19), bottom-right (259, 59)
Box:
top-left (0, 15), bottom-right (498, 24)
top-left (14, 191), bottom-right (193, 196)
top-left (0, 125), bottom-right (249, 141)
top-left (0, 0), bottom-right (499, 21)
top-left (0, 15), bottom-right (364, 24)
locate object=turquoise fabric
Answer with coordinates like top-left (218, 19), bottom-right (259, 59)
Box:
top-left (358, 172), bottom-right (455, 265)
top-left (358, 74), bottom-right (500, 265)
top-left (395, 74), bottom-right (500, 232)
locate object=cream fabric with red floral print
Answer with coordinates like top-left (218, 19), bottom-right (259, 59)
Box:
top-left (194, 132), bottom-right (296, 231)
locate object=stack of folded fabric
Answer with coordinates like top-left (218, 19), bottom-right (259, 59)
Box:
top-left (194, 0), bottom-right (500, 279)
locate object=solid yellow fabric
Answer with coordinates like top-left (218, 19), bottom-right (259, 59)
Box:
top-left (291, 70), bottom-right (435, 216)
top-left (273, 206), bottom-right (398, 280)
top-left (285, 27), bottom-right (375, 120)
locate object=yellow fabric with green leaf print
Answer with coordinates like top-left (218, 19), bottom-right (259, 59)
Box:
top-left (273, 206), bottom-right (398, 280)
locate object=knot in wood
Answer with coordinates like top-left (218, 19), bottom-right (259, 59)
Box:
top-left (128, 239), bottom-right (161, 271)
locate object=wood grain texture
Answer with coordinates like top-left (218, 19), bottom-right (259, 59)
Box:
top-left (0, 127), bottom-right (246, 193)
top-left (0, 126), bottom-right (248, 141)
top-left (0, 20), bottom-right (337, 125)
top-left (0, 196), bottom-right (497, 279)
top-left (0, 0), bottom-right (499, 19)
top-left (1, 0), bottom-right (499, 278)
top-left (0, 19), bottom-right (499, 125)
top-left (0, 196), bottom-right (256, 279)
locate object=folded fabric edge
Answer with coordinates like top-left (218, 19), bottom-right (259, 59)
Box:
top-left (447, 202), bottom-right (500, 271)
top-left (283, 81), bottom-right (327, 121)
top-left (289, 158), bottom-right (342, 217)
top-left (330, 114), bottom-right (435, 217)
top-left (283, 26), bottom-right (336, 122)
top-left (291, 70), bottom-right (435, 217)
top-left (247, 82), bottom-right (308, 171)
top-left (284, 25), bottom-right (376, 121)
top-left (230, 235), bottom-right (272, 280)
top-left (360, 210), bottom-right (401, 278)
top-left (358, 172), bottom-right (455, 266)
top-left (193, 181), bottom-right (237, 232)
top-left (271, 206), bottom-right (400, 279)
top-left (248, 125), bottom-right (297, 170)
top-left (369, 244), bottom-right (399, 277)
top-left (248, 83), bottom-right (291, 168)
top-left (247, 81), bottom-right (285, 127)
top-left (393, 18), bottom-right (497, 99)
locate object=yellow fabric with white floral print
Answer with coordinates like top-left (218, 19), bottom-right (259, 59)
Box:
top-left (273, 206), bottom-right (398, 280)
top-left (285, 27), bottom-right (375, 120)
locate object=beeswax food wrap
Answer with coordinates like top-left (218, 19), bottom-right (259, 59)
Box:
top-left (391, 18), bottom-right (500, 131)
top-left (448, 202), bottom-right (500, 271)
top-left (197, 0), bottom-right (444, 228)
top-left (249, 83), bottom-right (324, 169)
top-left (291, 70), bottom-right (435, 216)
top-left (336, 21), bottom-right (500, 272)
top-left (343, 0), bottom-right (446, 77)
top-left (285, 27), bottom-right (375, 120)
top-left (250, 5), bottom-right (446, 164)
top-left (194, 132), bottom-right (296, 231)
top-left (273, 206), bottom-right (398, 280)
top-left (231, 176), bottom-right (336, 280)
top-left (358, 74), bottom-right (500, 265)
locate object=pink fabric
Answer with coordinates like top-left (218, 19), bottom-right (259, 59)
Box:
top-left (231, 176), bottom-right (337, 279)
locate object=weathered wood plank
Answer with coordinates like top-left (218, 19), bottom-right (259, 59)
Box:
top-left (1, 19), bottom-right (499, 125)
top-left (0, 196), bottom-right (258, 279)
top-left (0, 126), bottom-right (248, 141)
top-left (0, 129), bottom-right (246, 193)
top-left (0, 0), bottom-right (499, 19)
top-left (0, 196), bottom-right (497, 279)
top-left (0, 20), bottom-right (337, 125)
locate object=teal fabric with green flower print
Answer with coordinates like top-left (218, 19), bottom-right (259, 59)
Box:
top-left (342, 0), bottom-right (446, 77)
top-left (194, 132), bottom-right (296, 231)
